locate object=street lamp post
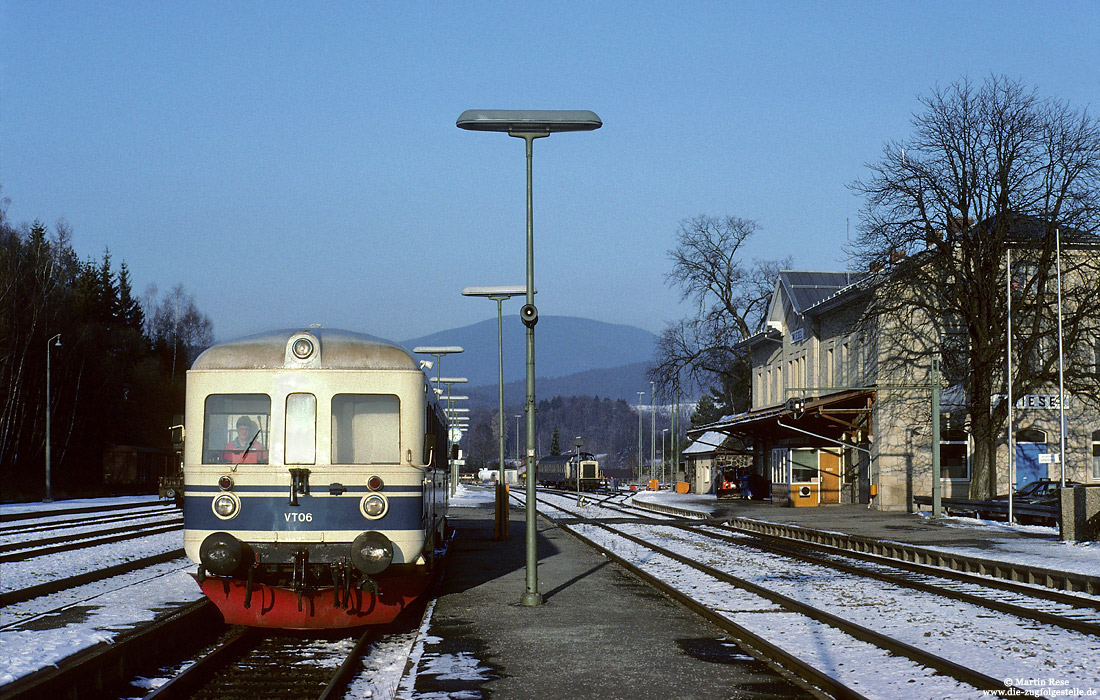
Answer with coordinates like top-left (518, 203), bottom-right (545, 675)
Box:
top-left (662, 428), bottom-right (669, 487)
top-left (463, 285), bottom-right (531, 540)
top-left (45, 333), bottom-right (61, 502)
top-left (458, 109), bottom-right (601, 608)
top-left (430, 376), bottom-right (468, 495)
top-left (574, 436), bottom-right (584, 500)
top-left (414, 346), bottom-right (463, 495)
top-left (637, 391), bottom-right (645, 485)
top-left (515, 415), bottom-right (522, 466)
top-left (650, 381), bottom-right (656, 488)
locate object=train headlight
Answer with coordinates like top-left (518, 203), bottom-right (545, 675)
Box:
top-left (292, 337), bottom-right (314, 359)
top-left (359, 493), bottom-right (388, 519)
top-left (367, 475), bottom-right (384, 491)
top-left (218, 475), bottom-right (234, 490)
top-left (212, 492), bottom-right (241, 520)
top-left (350, 531), bottom-right (393, 574)
top-left (200, 532), bottom-right (247, 576)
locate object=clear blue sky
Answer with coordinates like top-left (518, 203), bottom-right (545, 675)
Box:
top-left (3, 1), bottom-right (1097, 343)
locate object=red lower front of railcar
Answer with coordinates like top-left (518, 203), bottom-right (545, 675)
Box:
top-left (195, 569), bottom-right (433, 629)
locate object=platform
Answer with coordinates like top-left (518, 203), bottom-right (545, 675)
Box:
top-left (700, 497), bottom-right (1100, 580)
top-left (402, 490), bottom-right (1100, 698)
top-left (401, 499), bottom-right (816, 700)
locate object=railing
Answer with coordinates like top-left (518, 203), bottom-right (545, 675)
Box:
top-left (913, 496), bottom-right (1057, 524)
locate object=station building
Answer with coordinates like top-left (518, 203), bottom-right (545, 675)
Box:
top-left (689, 223), bottom-right (1100, 511)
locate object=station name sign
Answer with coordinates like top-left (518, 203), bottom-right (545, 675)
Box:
top-left (1016, 394), bottom-right (1065, 410)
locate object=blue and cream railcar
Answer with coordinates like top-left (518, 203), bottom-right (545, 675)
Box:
top-left (183, 328), bottom-right (448, 629)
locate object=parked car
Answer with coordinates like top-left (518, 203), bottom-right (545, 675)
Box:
top-left (994, 478), bottom-right (1078, 505)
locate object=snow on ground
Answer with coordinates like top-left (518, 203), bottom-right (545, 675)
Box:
top-left (0, 561), bottom-right (200, 684)
top-left (631, 489), bottom-right (1100, 579)
top-left (4, 489), bottom-right (1097, 697)
top-left (0, 494), bottom-right (164, 516)
top-left (447, 483), bottom-right (499, 508)
top-left (0, 496), bottom-right (200, 686)
top-left (2, 527), bottom-right (184, 594)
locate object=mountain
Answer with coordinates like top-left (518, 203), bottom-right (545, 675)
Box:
top-left (400, 316), bottom-right (657, 404)
top-left (463, 362), bottom-right (652, 407)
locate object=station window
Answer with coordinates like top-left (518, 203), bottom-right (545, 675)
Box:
top-left (1092, 430), bottom-right (1100, 480)
top-left (939, 429), bottom-right (969, 480)
top-left (331, 394), bottom-right (400, 464)
top-left (770, 448), bottom-right (789, 484)
top-left (204, 394), bottom-right (270, 464)
top-left (285, 393), bottom-right (316, 465)
top-left (791, 449), bottom-right (818, 482)
top-left (1016, 428), bottom-right (1046, 444)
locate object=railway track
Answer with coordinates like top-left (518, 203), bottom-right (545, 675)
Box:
top-left (3, 564), bottom-right (434, 700)
top-left (0, 599), bottom-right (221, 700)
top-left (0, 504), bottom-right (178, 536)
top-left (2, 500), bottom-right (451, 700)
top-left (0, 500), bottom-right (176, 524)
top-left (140, 625), bottom-right (381, 700)
top-left (524, 489), bottom-right (1100, 699)
top-left (0, 502), bottom-right (182, 564)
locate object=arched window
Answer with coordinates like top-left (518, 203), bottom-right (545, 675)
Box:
top-left (1016, 428), bottom-right (1047, 444)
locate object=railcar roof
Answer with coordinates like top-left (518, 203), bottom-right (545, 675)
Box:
top-left (190, 328), bottom-right (420, 371)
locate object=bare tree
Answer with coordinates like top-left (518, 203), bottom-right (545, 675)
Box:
top-left (649, 215), bottom-right (790, 414)
top-left (144, 283), bottom-right (214, 377)
top-left (851, 75), bottom-right (1100, 499)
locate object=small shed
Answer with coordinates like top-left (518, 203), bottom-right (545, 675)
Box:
top-left (683, 431), bottom-right (750, 495)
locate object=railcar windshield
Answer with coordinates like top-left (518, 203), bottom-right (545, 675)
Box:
top-left (204, 394), bottom-right (271, 464)
top-left (331, 394), bottom-right (400, 464)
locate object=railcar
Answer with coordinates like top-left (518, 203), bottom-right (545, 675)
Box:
top-left (182, 328), bottom-right (448, 629)
top-left (536, 453), bottom-right (605, 491)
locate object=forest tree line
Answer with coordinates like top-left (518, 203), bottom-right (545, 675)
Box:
top-left (1, 203), bottom-right (213, 501)
top-left (459, 394), bottom-right (692, 478)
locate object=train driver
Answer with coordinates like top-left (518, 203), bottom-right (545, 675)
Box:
top-left (224, 416), bottom-right (267, 464)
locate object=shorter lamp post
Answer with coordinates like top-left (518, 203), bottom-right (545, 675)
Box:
top-left (414, 346), bottom-right (463, 493)
top-left (636, 391), bottom-right (645, 485)
top-left (45, 333), bottom-right (62, 502)
top-left (574, 436), bottom-right (583, 501)
top-left (661, 428), bottom-right (669, 489)
top-left (431, 376), bottom-right (468, 494)
top-left (461, 285), bottom-right (531, 484)
top-left (515, 415), bottom-right (522, 466)
top-left (462, 285), bottom-right (531, 539)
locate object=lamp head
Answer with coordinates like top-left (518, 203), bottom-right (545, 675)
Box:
top-left (456, 110), bottom-right (602, 134)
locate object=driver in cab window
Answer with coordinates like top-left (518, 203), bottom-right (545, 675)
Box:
top-left (224, 416), bottom-right (266, 464)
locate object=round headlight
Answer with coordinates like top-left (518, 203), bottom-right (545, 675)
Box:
top-left (292, 337), bottom-right (314, 359)
top-left (350, 531), bottom-right (394, 575)
top-left (200, 532), bottom-right (246, 576)
top-left (359, 493), bottom-right (388, 519)
top-left (212, 492), bottom-right (241, 520)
